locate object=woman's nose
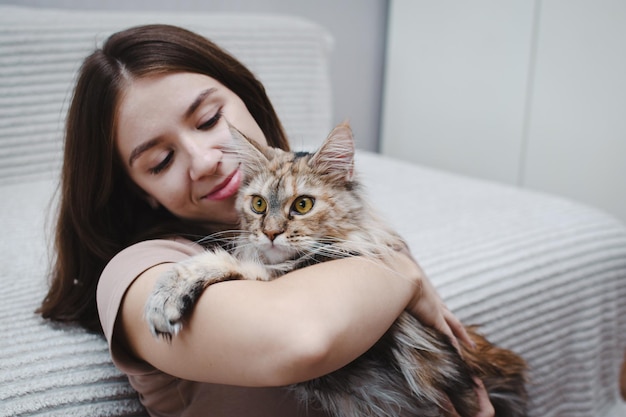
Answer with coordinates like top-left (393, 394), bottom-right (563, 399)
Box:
top-left (187, 142), bottom-right (223, 181)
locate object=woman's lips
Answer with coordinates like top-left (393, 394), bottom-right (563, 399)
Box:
top-left (203, 169), bottom-right (241, 201)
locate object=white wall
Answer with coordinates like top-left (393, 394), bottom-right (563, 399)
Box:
top-left (382, 0), bottom-right (626, 223)
top-left (523, 0), bottom-right (626, 223)
top-left (0, 0), bottom-right (388, 152)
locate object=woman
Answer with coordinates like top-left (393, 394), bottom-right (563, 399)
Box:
top-left (39, 24), bottom-right (493, 416)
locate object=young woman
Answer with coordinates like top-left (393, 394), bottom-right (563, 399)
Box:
top-left (38, 24), bottom-right (494, 417)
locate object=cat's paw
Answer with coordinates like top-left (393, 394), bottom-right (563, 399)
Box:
top-left (144, 264), bottom-right (202, 339)
top-left (143, 248), bottom-right (272, 340)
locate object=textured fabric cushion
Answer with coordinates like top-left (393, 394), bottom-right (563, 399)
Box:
top-left (0, 5), bottom-right (333, 185)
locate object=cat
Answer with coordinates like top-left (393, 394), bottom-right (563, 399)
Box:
top-left (144, 122), bottom-right (528, 417)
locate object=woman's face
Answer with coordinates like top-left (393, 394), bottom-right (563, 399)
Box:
top-left (116, 72), bottom-right (268, 225)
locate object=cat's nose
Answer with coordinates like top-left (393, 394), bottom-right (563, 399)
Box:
top-left (264, 229), bottom-right (284, 242)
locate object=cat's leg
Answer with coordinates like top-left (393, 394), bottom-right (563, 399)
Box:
top-left (144, 247), bottom-right (270, 338)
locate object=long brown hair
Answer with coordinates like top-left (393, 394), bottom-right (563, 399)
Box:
top-left (38, 24), bottom-right (290, 333)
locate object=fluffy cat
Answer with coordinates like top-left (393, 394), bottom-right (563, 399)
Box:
top-left (144, 122), bottom-right (528, 417)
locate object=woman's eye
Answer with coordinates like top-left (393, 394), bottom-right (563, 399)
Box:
top-left (197, 110), bottom-right (222, 130)
top-left (291, 196), bottom-right (315, 215)
top-left (149, 151), bottom-right (173, 175)
top-left (250, 195), bottom-right (267, 214)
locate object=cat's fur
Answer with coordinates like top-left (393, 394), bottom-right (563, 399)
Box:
top-left (144, 123), bottom-right (528, 417)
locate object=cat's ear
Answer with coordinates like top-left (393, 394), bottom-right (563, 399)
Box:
top-left (310, 122), bottom-right (355, 181)
top-left (226, 121), bottom-right (271, 176)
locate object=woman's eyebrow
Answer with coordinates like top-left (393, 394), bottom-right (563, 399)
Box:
top-left (129, 137), bottom-right (161, 167)
top-left (185, 87), bottom-right (217, 119)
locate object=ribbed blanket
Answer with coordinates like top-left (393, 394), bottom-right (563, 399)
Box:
top-left (1, 5), bottom-right (626, 417)
top-left (357, 152), bottom-right (626, 417)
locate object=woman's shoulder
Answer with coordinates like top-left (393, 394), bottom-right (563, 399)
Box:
top-left (112, 237), bottom-right (204, 261)
top-left (96, 238), bottom-right (204, 344)
top-left (100, 238), bottom-right (203, 287)
top-left (97, 237), bottom-right (204, 299)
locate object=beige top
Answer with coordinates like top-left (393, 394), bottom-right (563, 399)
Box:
top-left (97, 238), bottom-right (328, 417)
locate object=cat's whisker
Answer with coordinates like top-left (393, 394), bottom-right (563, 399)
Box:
top-left (311, 237), bottom-right (395, 257)
top-left (194, 229), bottom-right (254, 247)
top-left (295, 240), bottom-right (416, 281)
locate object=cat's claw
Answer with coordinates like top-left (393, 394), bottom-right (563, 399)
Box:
top-left (144, 265), bottom-right (192, 339)
top-left (144, 296), bottom-right (184, 339)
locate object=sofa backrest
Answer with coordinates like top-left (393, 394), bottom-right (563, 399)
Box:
top-left (0, 5), bottom-right (333, 185)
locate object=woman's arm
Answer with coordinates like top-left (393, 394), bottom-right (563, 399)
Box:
top-left (119, 253), bottom-right (425, 386)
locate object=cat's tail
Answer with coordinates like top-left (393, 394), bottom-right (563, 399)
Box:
top-left (461, 327), bottom-right (529, 417)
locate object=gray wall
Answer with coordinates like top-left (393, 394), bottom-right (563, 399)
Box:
top-left (1, 0), bottom-right (388, 152)
top-left (381, 0), bottom-right (626, 223)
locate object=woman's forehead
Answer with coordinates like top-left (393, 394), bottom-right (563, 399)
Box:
top-left (114, 73), bottom-right (224, 148)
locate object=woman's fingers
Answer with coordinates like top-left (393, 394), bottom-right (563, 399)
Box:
top-left (472, 378), bottom-right (495, 417)
top-left (433, 313), bottom-right (461, 352)
top-left (442, 378), bottom-right (494, 417)
top-left (413, 275), bottom-right (472, 350)
top-left (400, 261), bottom-right (473, 352)
top-left (443, 307), bottom-right (475, 349)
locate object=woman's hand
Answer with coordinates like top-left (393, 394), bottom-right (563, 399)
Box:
top-left (384, 251), bottom-right (473, 351)
top-left (472, 379), bottom-right (496, 417)
top-left (443, 379), bottom-right (495, 417)
top-left (409, 276), bottom-right (494, 417)
top-left (408, 271), bottom-right (475, 352)
top-left (446, 379), bottom-right (495, 417)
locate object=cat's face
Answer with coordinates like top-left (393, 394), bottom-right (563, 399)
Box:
top-left (231, 123), bottom-right (362, 264)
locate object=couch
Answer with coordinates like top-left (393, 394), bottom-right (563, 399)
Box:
top-left (1, 5), bottom-right (626, 417)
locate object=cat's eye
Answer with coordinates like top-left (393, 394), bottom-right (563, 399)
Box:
top-left (250, 195), bottom-right (267, 214)
top-left (291, 196), bottom-right (315, 215)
